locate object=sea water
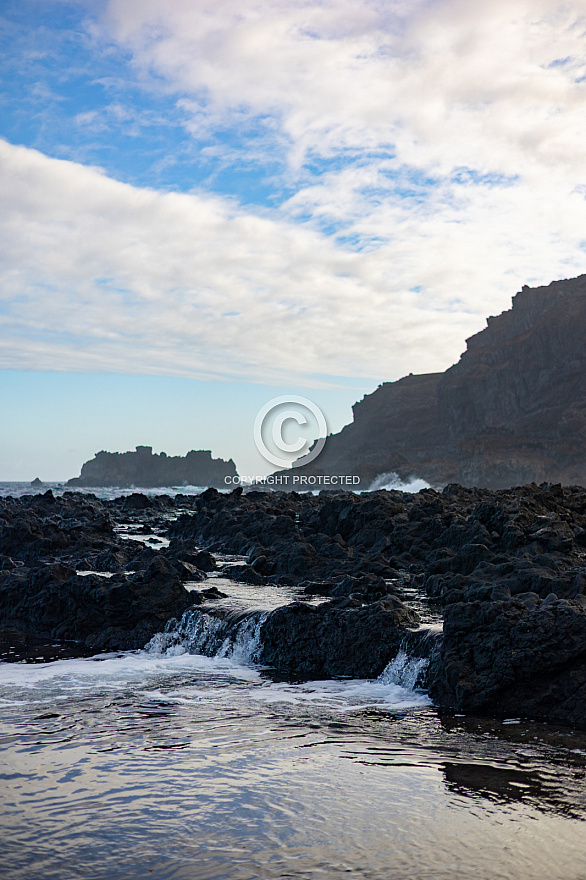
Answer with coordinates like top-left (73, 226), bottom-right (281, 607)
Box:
top-left (0, 475), bottom-right (430, 499)
top-left (0, 483), bottom-right (209, 500)
top-left (1, 614), bottom-right (586, 880)
top-left (1, 484), bottom-right (585, 878)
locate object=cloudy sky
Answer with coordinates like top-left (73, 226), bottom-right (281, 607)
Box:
top-left (1, 0), bottom-right (586, 479)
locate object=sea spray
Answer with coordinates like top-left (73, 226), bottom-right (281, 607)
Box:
top-left (368, 472), bottom-right (431, 493)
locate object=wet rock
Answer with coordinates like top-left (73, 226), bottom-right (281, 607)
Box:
top-left (222, 564), bottom-right (265, 585)
top-left (122, 493), bottom-right (157, 510)
top-left (190, 550), bottom-right (217, 571)
top-left (2, 482), bottom-right (586, 729)
top-left (428, 593), bottom-right (586, 727)
top-left (0, 560), bottom-right (194, 652)
top-left (173, 560), bottom-right (206, 582)
top-left (260, 597), bottom-right (420, 679)
top-left (189, 586), bottom-right (229, 606)
top-left (127, 545), bottom-right (159, 570)
top-left (330, 574), bottom-right (393, 602)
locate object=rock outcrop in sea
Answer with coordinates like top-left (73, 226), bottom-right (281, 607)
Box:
top-left (289, 274), bottom-right (586, 489)
top-left (67, 445), bottom-right (237, 489)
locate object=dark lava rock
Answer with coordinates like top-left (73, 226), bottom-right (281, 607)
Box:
top-left (0, 492), bottom-right (206, 653)
top-left (421, 483), bottom-right (586, 726)
top-left (122, 493), bottom-right (157, 510)
top-left (189, 550), bottom-right (217, 571)
top-left (0, 491), bottom-right (116, 566)
top-left (0, 558), bottom-right (194, 652)
top-left (260, 596), bottom-right (419, 679)
top-left (428, 593), bottom-right (586, 728)
top-left (172, 560), bottom-right (206, 582)
top-left (223, 564), bottom-right (265, 585)
top-left (162, 479), bottom-right (586, 724)
top-left (2, 481), bottom-right (586, 729)
top-left (189, 586), bottom-right (229, 606)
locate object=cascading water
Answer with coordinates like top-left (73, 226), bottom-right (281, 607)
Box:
top-left (147, 602), bottom-right (437, 708)
top-left (147, 606), bottom-right (268, 665)
top-left (378, 649), bottom-right (429, 690)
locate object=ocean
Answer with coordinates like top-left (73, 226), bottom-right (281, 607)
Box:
top-left (0, 484), bottom-right (585, 879)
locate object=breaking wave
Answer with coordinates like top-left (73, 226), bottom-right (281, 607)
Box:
top-left (368, 472), bottom-right (431, 493)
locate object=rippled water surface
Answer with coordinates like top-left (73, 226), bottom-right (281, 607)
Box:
top-left (1, 650), bottom-right (585, 880)
top-left (1, 483), bottom-right (585, 878)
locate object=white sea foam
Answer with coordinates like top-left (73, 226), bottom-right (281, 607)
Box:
top-left (367, 472), bottom-right (432, 493)
top-left (0, 650), bottom-right (261, 707)
top-left (0, 642), bottom-right (431, 713)
top-left (243, 649), bottom-right (430, 711)
top-left (246, 675), bottom-right (431, 711)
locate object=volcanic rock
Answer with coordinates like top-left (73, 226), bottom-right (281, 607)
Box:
top-left (287, 275), bottom-right (586, 489)
top-left (260, 596), bottom-right (419, 679)
top-left (67, 445), bottom-right (238, 489)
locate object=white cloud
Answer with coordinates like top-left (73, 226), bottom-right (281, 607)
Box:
top-left (0, 139), bottom-right (458, 382)
top-left (1, 137), bottom-right (586, 386)
top-left (100, 0), bottom-right (586, 175)
top-left (3, 1), bottom-right (586, 385)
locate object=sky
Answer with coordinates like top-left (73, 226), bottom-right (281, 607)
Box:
top-left (1, 0), bottom-right (586, 480)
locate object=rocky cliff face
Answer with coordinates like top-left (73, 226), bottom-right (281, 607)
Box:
top-left (294, 274), bottom-right (586, 489)
top-left (68, 446), bottom-right (238, 489)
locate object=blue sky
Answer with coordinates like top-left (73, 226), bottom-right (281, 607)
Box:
top-left (1, 0), bottom-right (586, 480)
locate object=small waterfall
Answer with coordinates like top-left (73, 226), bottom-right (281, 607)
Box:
top-left (147, 606), bottom-right (442, 699)
top-left (377, 624), bottom-right (443, 693)
top-left (216, 613), bottom-right (266, 665)
top-left (146, 607), bottom-right (268, 664)
top-left (378, 650), bottom-right (429, 690)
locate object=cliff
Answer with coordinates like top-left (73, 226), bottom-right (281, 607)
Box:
top-left (67, 446), bottom-right (237, 489)
top-left (292, 274), bottom-right (586, 489)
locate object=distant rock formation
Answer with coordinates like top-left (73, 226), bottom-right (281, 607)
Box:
top-left (30, 478), bottom-right (44, 487)
top-left (67, 446), bottom-right (237, 489)
top-left (291, 274), bottom-right (586, 489)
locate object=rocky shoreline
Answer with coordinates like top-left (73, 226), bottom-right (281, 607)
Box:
top-left (1, 485), bottom-right (585, 727)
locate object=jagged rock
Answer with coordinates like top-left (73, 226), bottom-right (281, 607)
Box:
top-left (2, 484), bottom-right (586, 727)
top-left (428, 593), bottom-right (586, 728)
top-left (189, 586), bottom-right (229, 605)
top-left (0, 559), bottom-right (194, 651)
top-left (260, 597), bottom-right (420, 678)
top-left (285, 275), bottom-right (586, 489)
